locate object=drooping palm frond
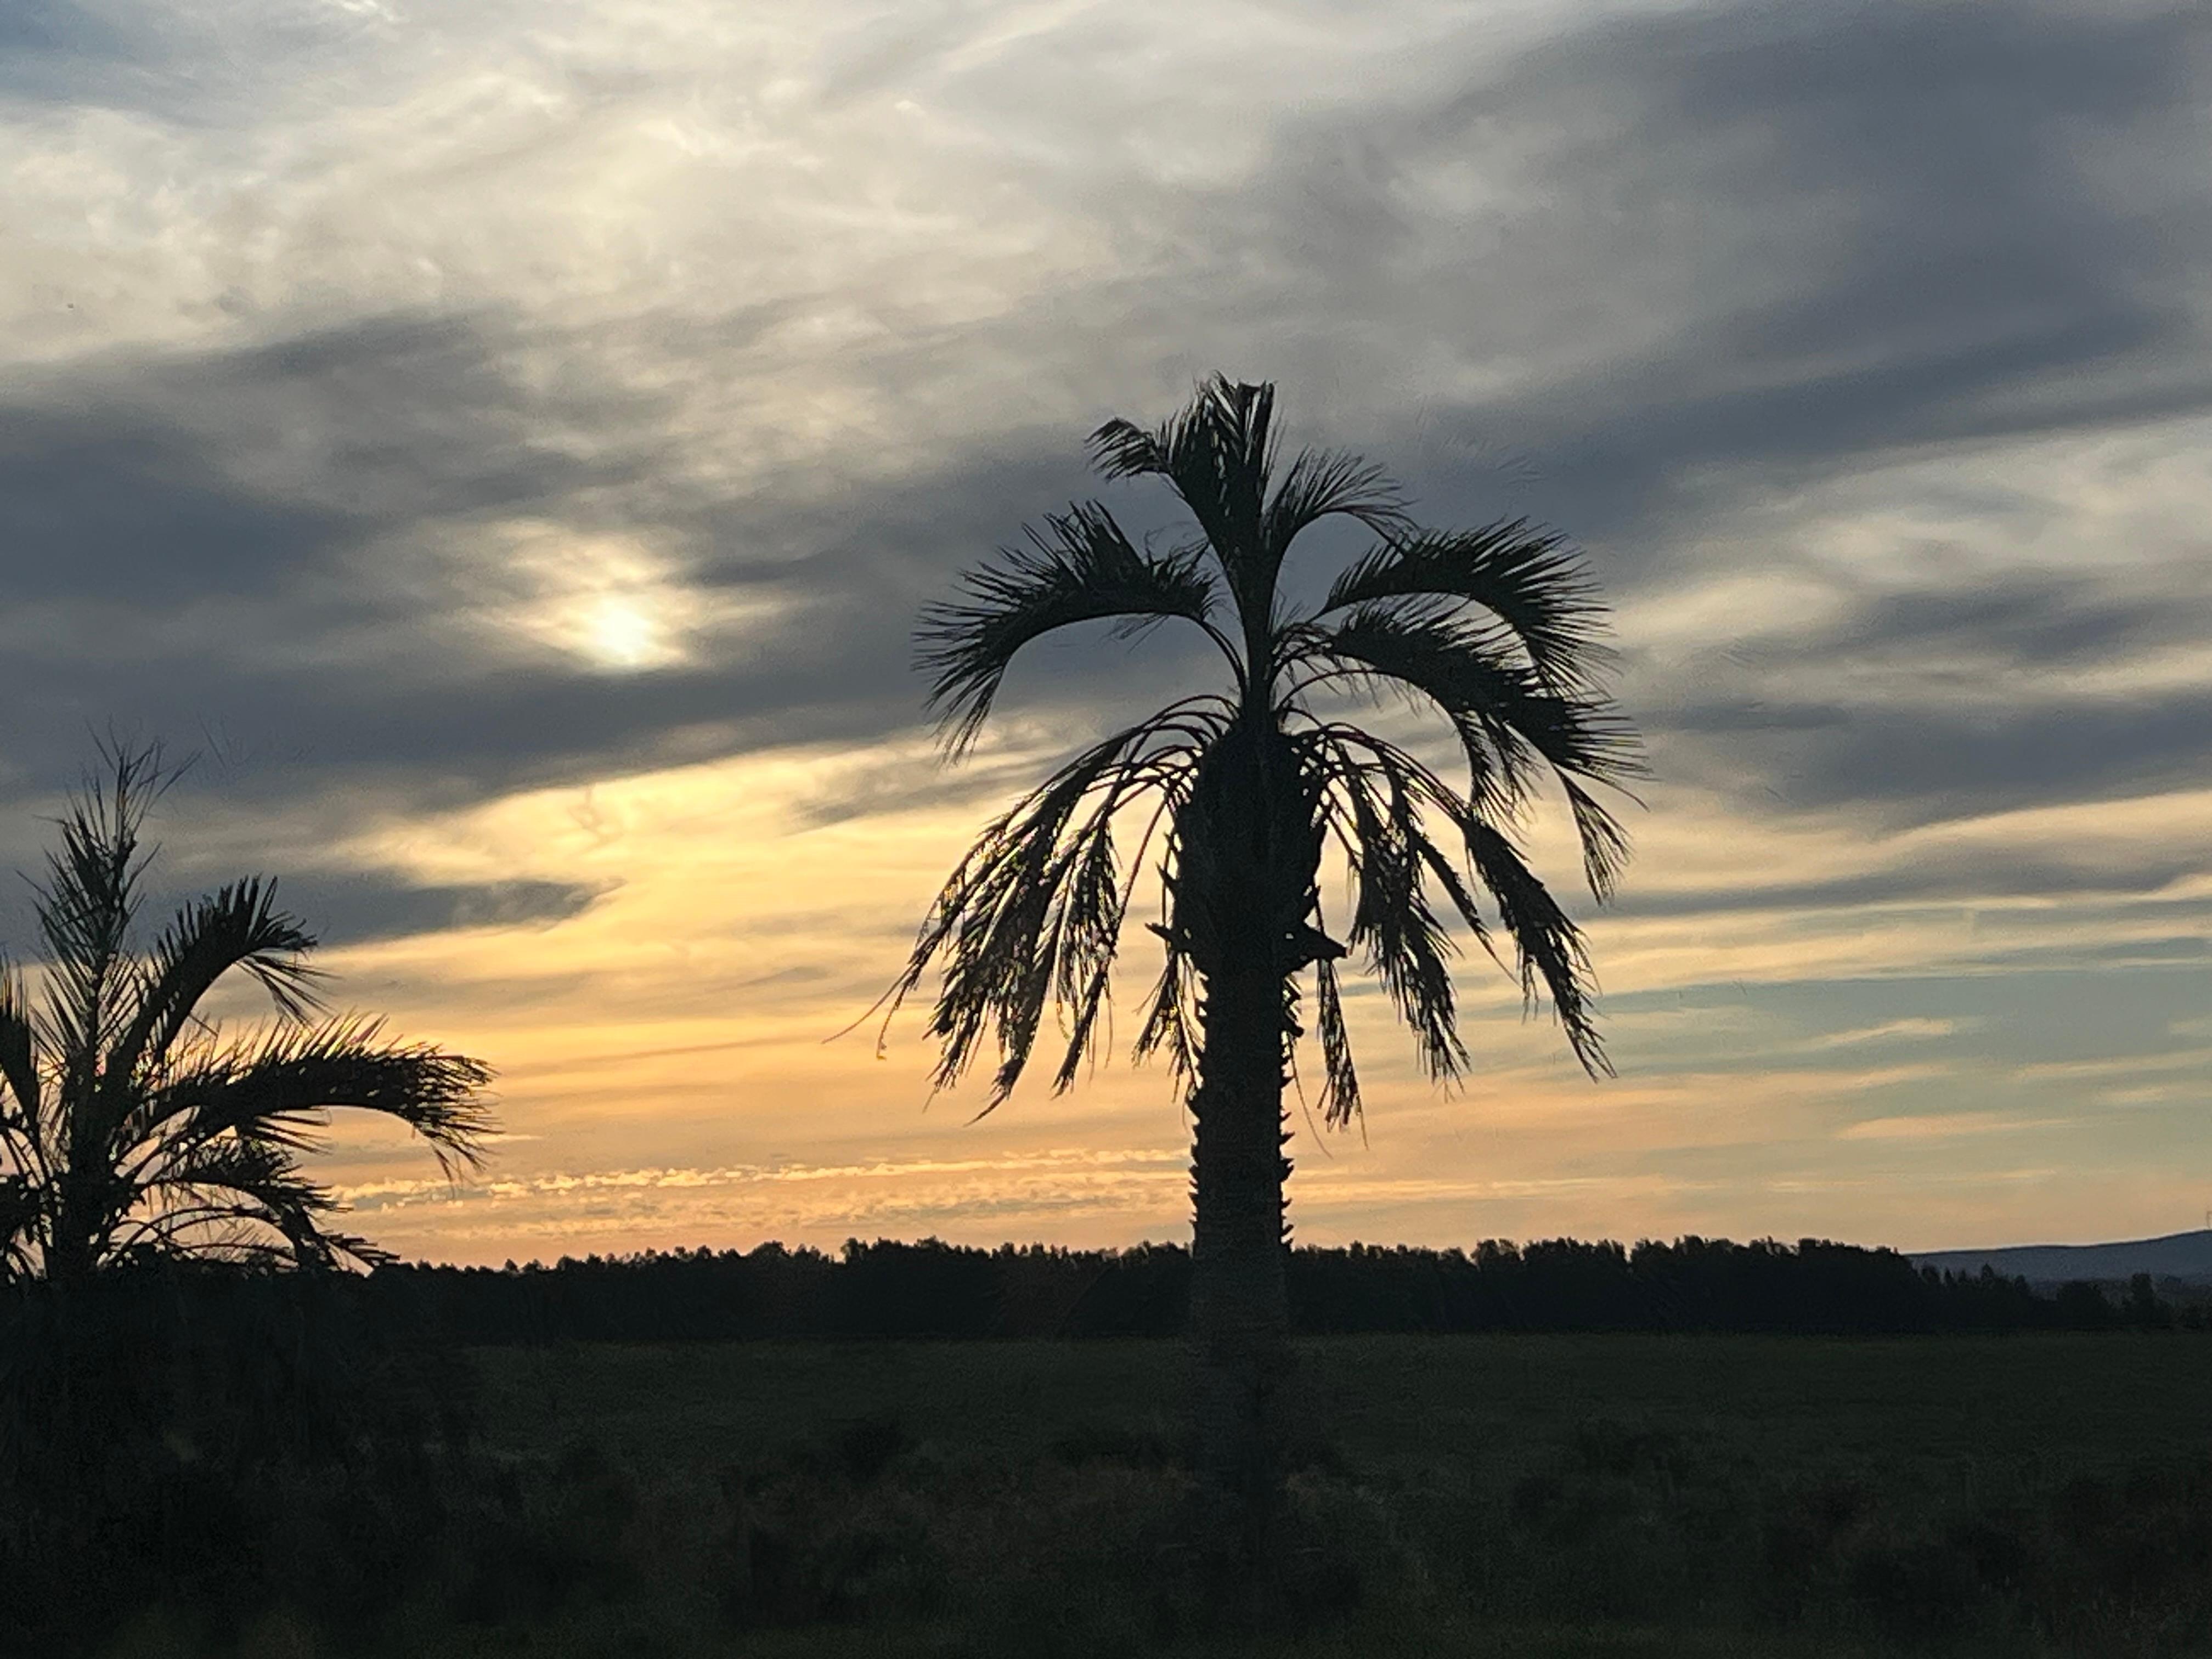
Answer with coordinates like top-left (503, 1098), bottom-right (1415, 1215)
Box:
top-left (1293, 603), bottom-right (1641, 898)
top-left (1320, 518), bottom-right (1617, 694)
top-left (917, 501), bottom-right (1228, 753)
top-left (140, 1016), bottom-right (495, 1181)
top-left (1560, 777), bottom-right (1636, 904)
top-left (1460, 815), bottom-right (1609, 1075)
top-left (1297, 726), bottom-right (1470, 1088)
top-left (1131, 929), bottom-right (1201, 1084)
top-left (885, 701), bottom-right (1224, 1108)
top-left (1296, 722), bottom-right (1611, 1084)
top-left (1308, 954), bottom-right (1358, 1130)
top-left (1260, 448), bottom-right (1415, 579)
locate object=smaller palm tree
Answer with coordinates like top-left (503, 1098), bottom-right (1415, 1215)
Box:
top-left (0, 746), bottom-right (494, 1285)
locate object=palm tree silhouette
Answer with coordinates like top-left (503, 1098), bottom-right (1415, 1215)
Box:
top-left (0, 746), bottom-right (494, 1285)
top-left (889, 376), bottom-right (1639, 1532)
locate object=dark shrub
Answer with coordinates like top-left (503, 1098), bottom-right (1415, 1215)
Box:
top-left (1051, 1420), bottom-right (1181, 1469)
top-left (1570, 1417), bottom-right (1688, 1481)
top-left (1763, 1474), bottom-right (1872, 1578)
top-left (833, 1414), bottom-right (912, 1486)
top-left (1846, 1536), bottom-right (1981, 1639)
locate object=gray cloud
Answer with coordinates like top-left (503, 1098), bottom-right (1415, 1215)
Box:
top-left (1, 0), bottom-right (2206, 943)
top-left (283, 873), bottom-right (613, 947)
top-left (1655, 683), bottom-right (2212, 823)
top-left (1364, 2), bottom-right (2212, 546)
top-left (0, 298), bottom-right (1233, 832)
top-left (1613, 853), bottom-right (2211, 922)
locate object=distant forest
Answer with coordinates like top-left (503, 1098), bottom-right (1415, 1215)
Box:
top-left (179, 1235), bottom-right (2205, 1342)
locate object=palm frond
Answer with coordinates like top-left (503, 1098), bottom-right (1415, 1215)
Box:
top-left (1310, 954), bottom-right (1359, 1128)
top-left (1305, 730), bottom-right (1469, 1082)
top-left (32, 746), bottom-right (166, 1075)
top-left (1300, 603), bottom-right (1639, 896)
top-left (99, 878), bottom-right (324, 1153)
top-left (157, 1133), bottom-right (329, 1209)
top-left (1320, 518), bottom-right (1617, 693)
top-left (1131, 933), bottom-right (1200, 1083)
top-left (1460, 817), bottom-right (1609, 1077)
top-left (888, 706), bottom-right (1215, 1108)
top-left (141, 1016), bottom-right (495, 1180)
top-left (1314, 606), bottom-right (1640, 784)
top-left (1561, 777), bottom-right (1634, 902)
top-left (917, 501), bottom-right (1224, 754)
top-left (137, 1135), bottom-right (390, 1269)
top-left (1089, 376), bottom-right (1276, 615)
top-left (0, 962), bottom-right (41, 1158)
top-left (1296, 721), bottom-right (1610, 1082)
top-left (1262, 448), bottom-right (1413, 571)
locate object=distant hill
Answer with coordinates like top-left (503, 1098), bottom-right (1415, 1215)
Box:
top-left (1912, 1229), bottom-right (2212, 1286)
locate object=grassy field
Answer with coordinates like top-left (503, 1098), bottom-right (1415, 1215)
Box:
top-left (438, 1334), bottom-right (2212, 1657)
top-left (471, 1330), bottom-right (2212, 1482)
top-left (86, 1334), bottom-right (2212, 1658)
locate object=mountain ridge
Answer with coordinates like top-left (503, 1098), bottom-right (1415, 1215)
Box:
top-left (1911, 1228), bottom-right (2212, 1286)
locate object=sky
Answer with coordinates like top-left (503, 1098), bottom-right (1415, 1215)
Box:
top-left (3, 0), bottom-right (2209, 1264)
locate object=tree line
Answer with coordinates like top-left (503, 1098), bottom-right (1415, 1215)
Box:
top-left (67, 1234), bottom-right (2180, 1345)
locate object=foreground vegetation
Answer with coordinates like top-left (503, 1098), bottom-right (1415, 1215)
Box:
top-left (18, 1281), bottom-right (2212, 1658)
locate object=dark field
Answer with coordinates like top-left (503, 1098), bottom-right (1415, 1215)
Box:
top-left (79, 1333), bottom-right (2212, 1658)
top-left (472, 1331), bottom-right (2212, 1486)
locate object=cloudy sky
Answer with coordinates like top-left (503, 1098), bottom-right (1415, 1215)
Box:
top-left (5, 0), bottom-right (2208, 1263)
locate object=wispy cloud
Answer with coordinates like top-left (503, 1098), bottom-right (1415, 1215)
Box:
top-left (1839, 1114), bottom-right (2070, 1143)
top-left (1809, 1019), bottom-right (1968, 1051)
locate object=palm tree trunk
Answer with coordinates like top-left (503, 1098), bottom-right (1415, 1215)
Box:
top-left (46, 1183), bottom-right (97, 1290)
top-left (1186, 951), bottom-right (1293, 1557)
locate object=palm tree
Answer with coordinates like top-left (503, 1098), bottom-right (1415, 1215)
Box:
top-left (0, 746), bottom-right (494, 1286)
top-left (887, 377), bottom-right (1641, 1538)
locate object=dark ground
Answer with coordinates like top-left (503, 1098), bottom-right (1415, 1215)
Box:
top-left (72, 1333), bottom-right (2212, 1657)
top-left (471, 1331), bottom-right (2212, 1480)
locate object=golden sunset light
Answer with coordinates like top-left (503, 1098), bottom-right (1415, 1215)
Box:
top-left (2, 0), bottom-right (2207, 1279)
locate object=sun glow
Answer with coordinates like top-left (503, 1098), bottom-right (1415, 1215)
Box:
top-left (579, 594), bottom-right (671, 670)
top-left (479, 523), bottom-right (703, 673)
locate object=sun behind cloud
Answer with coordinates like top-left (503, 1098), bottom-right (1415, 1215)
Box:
top-left (579, 592), bottom-right (673, 670)
top-left (461, 520), bottom-right (763, 674)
